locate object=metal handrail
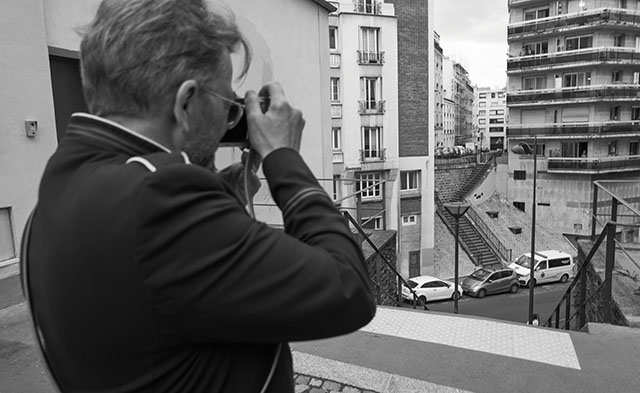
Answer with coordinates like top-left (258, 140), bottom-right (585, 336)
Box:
top-left (342, 211), bottom-right (429, 311)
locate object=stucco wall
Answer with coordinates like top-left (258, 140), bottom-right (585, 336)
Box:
top-left (1, 0), bottom-right (334, 260)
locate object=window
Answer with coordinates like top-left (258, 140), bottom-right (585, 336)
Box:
top-left (489, 109), bottom-right (505, 116)
top-left (513, 201), bottom-right (525, 212)
top-left (634, 71), bottom-right (640, 84)
top-left (562, 141), bottom-right (587, 158)
top-left (489, 118), bottom-right (504, 124)
top-left (612, 70), bottom-right (623, 83)
top-left (614, 34), bottom-right (625, 47)
top-left (362, 216), bottom-right (383, 230)
top-left (489, 127), bottom-right (503, 133)
top-left (357, 0), bottom-right (378, 14)
top-left (630, 141), bottom-right (639, 155)
top-left (332, 175), bottom-right (341, 201)
top-left (360, 27), bottom-right (379, 53)
top-left (400, 170), bottom-right (420, 191)
top-left (619, 0), bottom-right (628, 9)
top-left (522, 41), bottom-right (548, 55)
top-left (610, 105), bottom-right (621, 120)
top-left (537, 260), bottom-right (548, 270)
top-left (479, 119), bottom-right (486, 125)
top-left (491, 92), bottom-right (496, 98)
top-left (563, 72), bottom-right (591, 87)
top-left (479, 110), bottom-right (486, 116)
top-left (549, 258), bottom-right (570, 268)
top-left (514, 170), bottom-right (526, 180)
top-left (524, 7), bottom-right (549, 20)
top-left (523, 76), bottom-right (546, 90)
top-left (402, 215), bottom-right (417, 226)
top-left (330, 78), bottom-right (340, 102)
top-left (0, 207), bottom-right (16, 262)
top-left (361, 126), bottom-right (382, 159)
top-left (565, 35), bottom-right (593, 50)
top-left (479, 93), bottom-right (487, 99)
top-left (329, 27), bottom-right (338, 50)
top-left (355, 172), bottom-right (382, 198)
top-left (360, 77), bottom-right (381, 109)
top-left (498, 92), bottom-right (505, 98)
top-left (609, 140), bottom-right (618, 155)
top-left (633, 107), bottom-right (640, 121)
top-left (479, 102), bottom-right (486, 107)
top-left (332, 127), bottom-right (341, 150)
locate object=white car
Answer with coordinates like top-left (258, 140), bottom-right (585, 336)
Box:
top-left (401, 275), bottom-right (463, 303)
top-left (508, 250), bottom-right (575, 287)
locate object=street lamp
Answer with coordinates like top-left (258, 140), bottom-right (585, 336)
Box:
top-left (511, 136), bottom-right (537, 325)
top-left (443, 201), bottom-right (471, 314)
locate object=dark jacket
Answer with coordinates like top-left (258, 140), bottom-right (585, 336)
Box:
top-left (27, 113), bottom-right (376, 393)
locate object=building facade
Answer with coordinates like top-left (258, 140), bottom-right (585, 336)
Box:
top-left (443, 57), bottom-right (475, 147)
top-left (435, 32), bottom-right (445, 148)
top-left (0, 0), bottom-right (336, 267)
top-left (476, 87), bottom-right (507, 152)
top-left (328, 0), bottom-right (435, 278)
top-left (506, 0), bottom-right (640, 235)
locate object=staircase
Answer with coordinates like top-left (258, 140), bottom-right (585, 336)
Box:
top-left (437, 203), bottom-right (502, 268)
top-left (454, 155), bottom-right (497, 201)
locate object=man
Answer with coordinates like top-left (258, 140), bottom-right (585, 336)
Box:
top-left (24, 0), bottom-right (376, 392)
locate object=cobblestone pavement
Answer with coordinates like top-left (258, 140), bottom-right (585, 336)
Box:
top-left (294, 373), bottom-right (378, 393)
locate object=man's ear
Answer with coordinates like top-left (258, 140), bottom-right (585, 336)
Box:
top-left (173, 80), bottom-right (198, 134)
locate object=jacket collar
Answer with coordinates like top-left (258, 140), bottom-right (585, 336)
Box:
top-left (65, 113), bottom-right (172, 156)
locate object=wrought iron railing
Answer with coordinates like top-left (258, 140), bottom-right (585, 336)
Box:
top-left (357, 100), bottom-right (386, 114)
top-left (359, 148), bottom-right (386, 162)
top-left (544, 180), bottom-right (640, 330)
top-left (357, 50), bottom-right (385, 65)
top-left (353, 0), bottom-right (381, 15)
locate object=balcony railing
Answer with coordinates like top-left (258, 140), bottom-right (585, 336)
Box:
top-left (357, 50), bottom-right (385, 65)
top-left (507, 122), bottom-right (640, 137)
top-left (331, 104), bottom-right (342, 118)
top-left (547, 155), bottom-right (640, 174)
top-left (332, 150), bottom-right (344, 164)
top-left (508, 8), bottom-right (640, 37)
top-left (359, 148), bottom-right (386, 162)
top-left (358, 100), bottom-right (386, 114)
top-left (507, 47), bottom-right (640, 72)
top-left (353, 0), bottom-right (381, 15)
top-left (330, 53), bottom-right (341, 68)
top-left (507, 85), bottom-right (640, 105)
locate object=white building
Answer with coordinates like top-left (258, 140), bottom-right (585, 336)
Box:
top-left (476, 87), bottom-right (507, 152)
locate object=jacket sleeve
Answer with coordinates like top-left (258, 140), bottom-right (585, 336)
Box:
top-left (134, 148), bottom-right (376, 343)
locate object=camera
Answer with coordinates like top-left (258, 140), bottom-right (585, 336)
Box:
top-left (219, 97), bottom-right (250, 148)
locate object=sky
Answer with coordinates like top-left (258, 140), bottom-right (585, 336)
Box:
top-left (434, 0), bottom-right (509, 89)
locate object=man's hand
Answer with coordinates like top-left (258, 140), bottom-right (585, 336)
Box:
top-left (244, 82), bottom-right (305, 159)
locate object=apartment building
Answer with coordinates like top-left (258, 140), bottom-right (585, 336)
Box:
top-left (328, 0), bottom-right (435, 278)
top-left (435, 32), bottom-right (445, 148)
top-left (506, 0), bottom-right (640, 236)
top-left (476, 87), bottom-right (507, 152)
top-left (443, 58), bottom-right (475, 147)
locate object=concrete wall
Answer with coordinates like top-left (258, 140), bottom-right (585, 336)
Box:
top-left (0, 0), bottom-right (334, 262)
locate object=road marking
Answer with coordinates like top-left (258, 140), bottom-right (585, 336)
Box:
top-left (361, 307), bottom-right (581, 370)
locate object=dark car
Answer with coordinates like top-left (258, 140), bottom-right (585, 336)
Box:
top-left (461, 267), bottom-right (519, 298)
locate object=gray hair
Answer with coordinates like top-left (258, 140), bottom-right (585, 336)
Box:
top-left (79, 0), bottom-right (251, 117)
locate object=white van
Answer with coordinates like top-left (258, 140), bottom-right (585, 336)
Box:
top-left (508, 250), bottom-right (575, 287)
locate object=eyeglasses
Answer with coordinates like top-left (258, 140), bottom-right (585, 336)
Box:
top-left (202, 89), bottom-right (245, 129)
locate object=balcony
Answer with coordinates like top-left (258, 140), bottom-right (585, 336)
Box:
top-left (360, 148), bottom-right (386, 162)
top-left (331, 104), bottom-right (342, 118)
top-left (507, 47), bottom-right (640, 73)
top-left (507, 122), bottom-right (640, 138)
top-left (508, 85), bottom-right (640, 106)
top-left (330, 53), bottom-right (341, 68)
top-left (547, 155), bottom-right (640, 174)
top-left (353, 0), bottom-right (381, 15)
top-left (508, 8), bottom-right (640, 38)
top-left (358, 100), bottom-right (386, 114)
top-left (357, 50), bottom-right (385, 65)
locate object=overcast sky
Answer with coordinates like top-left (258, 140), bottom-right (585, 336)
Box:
top-left (434, 0), bottom-right (509, 89)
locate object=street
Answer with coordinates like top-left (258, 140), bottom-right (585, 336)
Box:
top-left (402, 280), bottom-right (572, 324)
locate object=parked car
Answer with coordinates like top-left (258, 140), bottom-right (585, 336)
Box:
top-left (401, 275), bottom-right (463, 303)
top-left (461, 267), bottom-right (520, 298)
top-left (508, 250), bottom-right (575, 287)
